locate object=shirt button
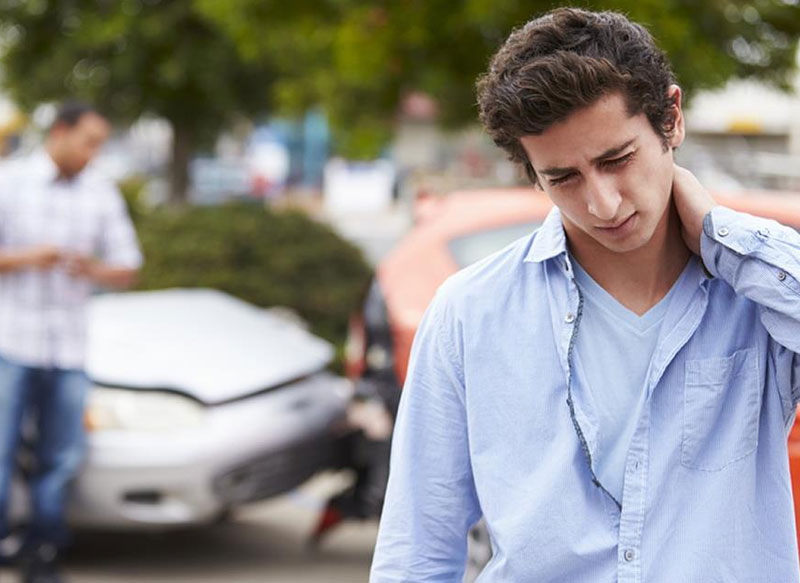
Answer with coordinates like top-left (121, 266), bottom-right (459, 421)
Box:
top-left (624, 549), bottom-right (635, 562)
top-left (778, 271), bottom-right (787, 282)
top-left (758, 228), bottom-right (770, 238)
top-left (629, 458), bottom-right (640, 471)
top-left (565, 313), bottom-right (576, 324)
top-left (717, 227), bottom-right (730, 237)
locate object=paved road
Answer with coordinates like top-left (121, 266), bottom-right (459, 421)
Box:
top-left (0, 473), bottom-right (378, 583)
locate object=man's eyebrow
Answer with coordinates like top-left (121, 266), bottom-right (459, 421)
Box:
top-left (538, 139), bottom-right (637, 177)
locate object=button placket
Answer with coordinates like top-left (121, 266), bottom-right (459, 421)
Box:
top-left (618, 406), bottom-right (653, 582)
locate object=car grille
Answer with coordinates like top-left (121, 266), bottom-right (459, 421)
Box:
top-left (213, 434), bottom-right (350, 505)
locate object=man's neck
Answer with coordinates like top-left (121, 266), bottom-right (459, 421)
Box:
top-left (566, 203), bottom-right (691, 316)
top-left (44, 142), bottom-right (71, 180)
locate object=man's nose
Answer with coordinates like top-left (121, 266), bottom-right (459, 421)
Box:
top-left (585, 175), bottom-right (622, 221)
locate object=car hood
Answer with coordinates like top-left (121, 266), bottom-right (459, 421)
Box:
top-left (86, 289), bottom-right (333, 404)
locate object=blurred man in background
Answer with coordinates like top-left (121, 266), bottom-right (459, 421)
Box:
top-left (0, 103), bottom-right (142, 583)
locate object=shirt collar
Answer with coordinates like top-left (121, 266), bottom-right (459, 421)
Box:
top-left (30, 149), bottom-right (66, 184)
top-left (524, 206), bottom-right (567, 263)
top-left (523, 206), bottom-right (713, 289)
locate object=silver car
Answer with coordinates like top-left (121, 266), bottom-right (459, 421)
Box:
top-left (12, 289), bottom-right (353, 531)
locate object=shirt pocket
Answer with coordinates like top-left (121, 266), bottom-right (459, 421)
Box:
top-left (681, 348), bottom-right (761, 471)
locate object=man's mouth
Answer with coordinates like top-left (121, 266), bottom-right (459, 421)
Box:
top-left (596, 212), bottom-right (637, 234)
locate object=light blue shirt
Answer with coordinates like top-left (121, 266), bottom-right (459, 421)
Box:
top-left (571, 255), bottom-right (686, 503)
top-left (370, 206), bottom-right (800, 583)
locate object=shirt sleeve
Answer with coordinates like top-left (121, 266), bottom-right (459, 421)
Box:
top-left (370, 289), bottom-right (482, 583)
top-left (700, 205), bottom-right (800, 420)
top-left (98, 184), bottom-right (143, 269)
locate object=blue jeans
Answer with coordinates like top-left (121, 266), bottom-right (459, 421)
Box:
top-left (0, 354), bottom-right (88, 548)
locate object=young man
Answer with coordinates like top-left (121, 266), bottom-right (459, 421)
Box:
top-left (371, 8), bottom-right (800, 582)
top-left (0, 103), bottom-right (142, 583)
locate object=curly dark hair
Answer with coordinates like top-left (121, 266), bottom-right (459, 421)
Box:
top-left (476, 8), bottom-right (677, 185)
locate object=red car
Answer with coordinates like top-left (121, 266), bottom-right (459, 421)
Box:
top-left (346, 186), bottom-right (800, 552)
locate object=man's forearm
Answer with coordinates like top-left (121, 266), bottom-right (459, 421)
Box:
top-left (0, 251), bottom-right (31, 272)
top-left (700, 206), bottom-right (800, 352)
top-left (88, 263), bottom-right (139, 289)
top-left (0, 246), bottom-right (63, 272)
top-left (0, 249), bottom-right (51, 273)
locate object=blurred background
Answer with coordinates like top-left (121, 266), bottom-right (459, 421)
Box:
top-left (0, 1), bottom-right (799, 582)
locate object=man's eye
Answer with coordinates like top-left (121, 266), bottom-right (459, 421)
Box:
top-left (603, 152), bottom-right (634, 168)
top-left (550, 173), bottom-right (574, 186)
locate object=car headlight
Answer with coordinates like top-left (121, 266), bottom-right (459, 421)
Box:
top-left (85, 386), bottom-right (206, 433)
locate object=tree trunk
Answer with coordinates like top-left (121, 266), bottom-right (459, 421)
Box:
top-left (168, 122), bottom-right (193, 205)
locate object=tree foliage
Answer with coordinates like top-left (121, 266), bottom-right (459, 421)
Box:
top-left (0, 0), bottom-right (277, 202)
top-left (206, 0), bottom-right (800, 159)
top-left (2, 0), bottom-right (798, 166)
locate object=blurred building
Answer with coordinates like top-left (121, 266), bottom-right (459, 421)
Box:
top-left (391, 91), bottom-right (519, 204)
top-left (682, 57), bottom-right (800, 192)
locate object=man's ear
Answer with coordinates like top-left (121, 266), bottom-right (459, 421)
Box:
top-left (666, 84), bottom-right (685, 150)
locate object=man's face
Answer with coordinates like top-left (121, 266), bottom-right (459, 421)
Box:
top-left (52, 112), bottom-right (111, 177)
top-left (519, 90), bottom-right (684, 257)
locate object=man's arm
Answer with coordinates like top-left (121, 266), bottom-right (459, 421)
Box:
top-left (85, 181), bottom-right (143, 289)
top-left (370, 291), bottom-right (482, 583)
top-left (673, 165), bottom-right (800, 417)
top-left (63, 254), bottom-right (138, 289)
top-left (0, 246), bottom-right (62, 273)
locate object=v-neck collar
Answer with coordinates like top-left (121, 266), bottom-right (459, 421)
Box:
top-left (570, 254), bottom-right (696, 333)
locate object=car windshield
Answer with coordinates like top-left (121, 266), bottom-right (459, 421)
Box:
top-left (448, 222), bottom-right (541, 268)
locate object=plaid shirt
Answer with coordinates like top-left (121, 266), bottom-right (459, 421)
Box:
top-left (0, 150), bottom-right (143, 369)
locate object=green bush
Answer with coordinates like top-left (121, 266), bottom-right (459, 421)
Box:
top-left (133, 201), bottom-right (373, 368)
